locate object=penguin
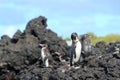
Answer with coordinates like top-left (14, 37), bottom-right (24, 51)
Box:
top-left (70, 32), bottom-right (82, 66)
top-left (79, 34), bottom-right (92, 57)
top-left (39, 44), bottom-right (52, 67)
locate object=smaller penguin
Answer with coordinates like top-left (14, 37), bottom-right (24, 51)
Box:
top-left (39, 44), bottom-right (53, 67)
top-left (79, 34), bottom-right (92, 57)
top-left (70, 32), bottom-right (82, 66)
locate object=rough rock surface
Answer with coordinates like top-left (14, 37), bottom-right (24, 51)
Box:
top-left (0, 16), bottom-right (120, 80)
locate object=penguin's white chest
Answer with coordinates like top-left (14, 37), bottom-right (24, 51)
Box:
top-left (41, 49), bottom-right (46, 60)
top-left (74, 41), bottom-right (81, 62)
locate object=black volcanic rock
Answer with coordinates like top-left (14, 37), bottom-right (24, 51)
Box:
top-left (0, 16), bottom-right (120, 80)
top-left (25, 16), bottom-right (47, 37)
top-left (11, 30), bottom-right (22, 43)
top-left (0, 35), bottom-right (11, 46)
top-left (0, 16), bottom-right (70, 80)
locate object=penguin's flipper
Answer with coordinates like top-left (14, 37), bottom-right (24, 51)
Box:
top-left (73, 47), bottom-right (76, 58)
top-left (70, 48), bottom-right (74, 66)
top-left (70, 54), bottom-right (73, 66)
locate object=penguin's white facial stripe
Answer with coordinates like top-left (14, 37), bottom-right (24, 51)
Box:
top-left (39, 44), bottom-right (45, 48)
top-left (39, 44), bottom-right (48, 48)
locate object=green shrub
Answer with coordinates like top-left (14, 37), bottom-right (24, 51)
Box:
top-left (64, 32), bottom-right (120, 45)
top-left (89, 33), bottom-right (120, 45)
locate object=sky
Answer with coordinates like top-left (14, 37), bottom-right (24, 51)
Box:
top-left (0, 0), bottom-right (120, 38)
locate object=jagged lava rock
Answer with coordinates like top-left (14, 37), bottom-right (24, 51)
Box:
top-left (0, 16), bottom-right (69, 79)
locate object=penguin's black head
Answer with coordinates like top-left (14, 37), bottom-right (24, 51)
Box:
top-left (71, 32), bottom-right (78, 40)
top-left (81, 34), bottom-right (91, 43)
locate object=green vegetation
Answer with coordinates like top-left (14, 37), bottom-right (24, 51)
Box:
top-left (64, 32), bottom-right (120, 45)
top-left (88, 32), bottom-right (120, 45)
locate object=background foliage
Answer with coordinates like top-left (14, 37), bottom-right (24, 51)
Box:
top-left (64, 32), bottom-right (120, 45)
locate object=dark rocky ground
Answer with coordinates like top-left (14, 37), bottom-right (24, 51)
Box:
top-left (0, 16), bottom-right (120, 80)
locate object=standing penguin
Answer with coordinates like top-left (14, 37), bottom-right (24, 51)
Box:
top-left (79, 34), bottom-right (92, 57)
top-left (39, 44), bottom-right (52, 67)
top-left (70, 32), bottom-right (82, 66)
